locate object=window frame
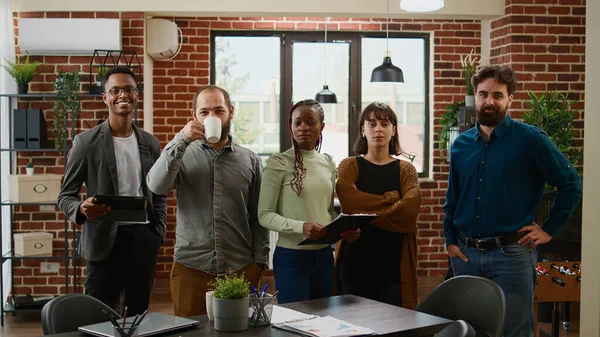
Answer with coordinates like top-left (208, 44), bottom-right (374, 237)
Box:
top-left (210, 30), bottom-right (430, 178)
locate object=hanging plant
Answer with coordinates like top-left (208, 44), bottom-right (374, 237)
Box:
top-left (438, 101), bottom-right (465, 160)
top-left (52, 71), bottom-right (81, 150)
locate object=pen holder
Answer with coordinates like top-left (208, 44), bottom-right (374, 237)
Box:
top-left (248, 293), bottom-right (277, 327)
top-left (113, 323), bottom-right (139, 337)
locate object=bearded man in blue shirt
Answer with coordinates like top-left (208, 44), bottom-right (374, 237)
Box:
top-left (443, 64), bottom-right (582, 337)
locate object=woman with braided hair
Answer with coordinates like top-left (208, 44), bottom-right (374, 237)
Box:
top-left (258, 99), bottom-right (338, 304)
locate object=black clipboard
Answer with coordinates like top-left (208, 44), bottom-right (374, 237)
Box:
top-left (93, 195), bottom-right (148, 222)
top-left (298, 214), bottom-right (378, 245)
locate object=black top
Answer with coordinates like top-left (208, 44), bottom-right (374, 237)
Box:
top-left (340, 157), bottom-right (403, 286)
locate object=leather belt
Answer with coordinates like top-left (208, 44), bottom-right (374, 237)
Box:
top-left (457, 232), bottom-right (527, 251)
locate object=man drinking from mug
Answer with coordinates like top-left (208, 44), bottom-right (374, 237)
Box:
top-left (147, 85), bottom-right (270, 316)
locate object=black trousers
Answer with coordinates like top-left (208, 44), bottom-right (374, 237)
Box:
top-left (85, 224), bottom-right (161, 316)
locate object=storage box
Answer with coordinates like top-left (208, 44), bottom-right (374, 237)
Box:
top-left (14, 232), bottom-right (53, 256)
top-left (7, 174), bottom-right (62, 203)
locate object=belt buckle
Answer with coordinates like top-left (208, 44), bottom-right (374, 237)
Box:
top-left (473, 239), bottom-right (484, 251)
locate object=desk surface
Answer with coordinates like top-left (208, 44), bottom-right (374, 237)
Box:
top-left (52, 295), bottom-right (451, 337)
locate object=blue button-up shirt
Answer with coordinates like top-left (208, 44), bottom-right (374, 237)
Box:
top-left (443, 115), bottom-right (582, 246)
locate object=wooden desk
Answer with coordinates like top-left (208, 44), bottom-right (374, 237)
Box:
top-left (50, 295), bottom-right (451, 337)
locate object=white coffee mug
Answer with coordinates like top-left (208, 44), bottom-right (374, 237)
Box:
top-left (206, 290), bottom-right (215, 321)
top-left (204, 116), bottom-right (222, 144)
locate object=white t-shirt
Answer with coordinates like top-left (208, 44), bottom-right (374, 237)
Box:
top-left (113, 134), bottom-right (144, 224)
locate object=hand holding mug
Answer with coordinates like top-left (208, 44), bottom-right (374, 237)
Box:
top-left (182, 120), bottom-right (205, 141)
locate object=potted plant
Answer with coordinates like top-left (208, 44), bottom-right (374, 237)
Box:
top-left (459, 49), bottom-right (480, 107)
top-left (25, 162), bottom-right (34, 176)
top-left (438, 101), bottom-right (465, 161)
top-left (208, 272), bottom-right (250, 332)
top-left (90, 66), bottom-right (107, 94)
top-left (1, 54), bottom-right (41, 94)
top-left (523, 91), bottom-right (583, 254)
top-left (52, 71), bottom-right (81, 151)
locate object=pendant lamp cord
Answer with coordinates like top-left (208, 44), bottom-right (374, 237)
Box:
top-left (386, 0), bottom-right (390, 53)
top-left (324, 17), bottom-right (329, 86)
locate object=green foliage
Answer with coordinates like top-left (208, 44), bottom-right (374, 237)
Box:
top-left (460, 49), bottom-right (480, 95)
top-left (208, 272), bottom-right (250, 300)
top-left (53, 71), bottom-right (81, 151)
top-left (522, 91), bottom-right (583, 180)
top-left (215, 38), bottom-right (260, 145)
top-left (26, 161), bottom-right (33, 168)
top-left (96, 66), bottom-right (108, 83)
top-left (1, 54), bottom-right (41, 85)
top-left (438, 101), bottom-right (465, 160)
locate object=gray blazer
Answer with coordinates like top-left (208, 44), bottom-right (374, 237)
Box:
top-left (57, 121), bottom-right (168, 262)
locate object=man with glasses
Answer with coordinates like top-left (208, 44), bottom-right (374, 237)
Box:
top-left (58, 66), bottom-right (167, 316)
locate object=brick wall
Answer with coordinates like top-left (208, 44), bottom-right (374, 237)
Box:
top-left (151, 16), bottom-right (482, 279)
top-left (8, 0), bottom-right (586, 295)
top-left (10, 12), bottom-right (145, 296)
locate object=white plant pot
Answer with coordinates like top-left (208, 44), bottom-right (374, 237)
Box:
top-left (212, 296), bottom-right (249, 332)
top-left (465, 95), bottom-right (475, 107)
top-left (26, 167), bottom-right (34, 176)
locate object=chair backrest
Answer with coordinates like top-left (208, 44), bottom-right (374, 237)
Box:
top-left (415, 275), bottom-right (506, 337)
top-left (41, 293), bottom-right (122, 335)
top-left (435, 320), bottom-right (476, 337)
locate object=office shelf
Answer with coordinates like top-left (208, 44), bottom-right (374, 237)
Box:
top-left (0, 148), bottom-right (62, 152)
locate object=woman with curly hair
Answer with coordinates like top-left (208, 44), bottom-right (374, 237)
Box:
top-left (258, 99), bottom-right (337, 304)
top-left (335, 102), bottom-right (421, 309)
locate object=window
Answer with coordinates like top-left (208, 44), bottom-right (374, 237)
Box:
top-left (213, 35), bottom-right (281, 156)
top-left (212, 31), bottom-right (430, 177)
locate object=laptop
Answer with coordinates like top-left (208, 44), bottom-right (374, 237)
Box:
top-left (78, 312), bottom-right (200, 337)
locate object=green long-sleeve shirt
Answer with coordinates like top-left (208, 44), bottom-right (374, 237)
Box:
top-left (258, 148), bottom-right (338, 250)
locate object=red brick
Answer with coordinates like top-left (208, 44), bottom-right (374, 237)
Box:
top-left (71, 12), bottom-right (94, 18)
top-left (211, 21), bottom-right (232, 29)
top-left (254, 22), bottom-right (275, 29)
top-left (233, 22), bottom-right (253, 29)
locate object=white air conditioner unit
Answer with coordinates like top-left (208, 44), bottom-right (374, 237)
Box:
top-left (19, 19), bottom-right (122, 55)
top-left (147, 18), bottom-right (182, 60)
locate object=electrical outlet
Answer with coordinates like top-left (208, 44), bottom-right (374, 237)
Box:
top-left (40, 205), bottom-right (55, 212)
top-left (40, 262), bottom-right (60, 273)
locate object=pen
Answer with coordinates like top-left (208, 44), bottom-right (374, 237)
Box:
top-left (122, 306), bottom-right (128, 328)
top-left (260, 284), bottom-right (268, 298)
top-left (130, 314), bottom-right (140, 328)
top-left (102, 309), bottom-right (120, 327)
top-left (251, 284), bottom-right (260, 298)
top-left (134, 310), bottom-right (148, 328)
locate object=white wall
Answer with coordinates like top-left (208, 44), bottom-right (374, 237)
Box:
top-left (13, 0), bottom-right (504, 19)
top-left (580, 0), bottom-right (600, 335)
top-left (0, 0), bottom-right (14, 307)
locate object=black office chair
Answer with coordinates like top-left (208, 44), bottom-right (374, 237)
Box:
top-left (435, 320), bottom-right (476, 337)
top-left (41, 293), bottom-right (122, 335)
top-left (415, 275), bottom-right (506, 337)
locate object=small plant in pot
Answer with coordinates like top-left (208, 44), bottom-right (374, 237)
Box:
top-left (25, 161), bottom-right (34, 176)
top-left (208, 271), bottom-right (250, 332)
top-left (459, 49), bottom-right (481, 107)
top-left (90, 66), bottom-right (108, 94)
top-left (1, 54), bottom-right (41, 94)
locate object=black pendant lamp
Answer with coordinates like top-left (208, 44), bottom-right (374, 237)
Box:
top-left (315, 17), bottom-right (337, 103)
top-left (370, 0), bottom-right (405, 83)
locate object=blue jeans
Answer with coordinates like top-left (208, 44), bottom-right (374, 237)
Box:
top-left (273, 246), bottom-right (334, 304)
top-left (450, 240), bottom-right (537, 337)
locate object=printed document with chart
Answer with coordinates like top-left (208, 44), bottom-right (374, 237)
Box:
top-left (271, 306), bottom-right (374, 337)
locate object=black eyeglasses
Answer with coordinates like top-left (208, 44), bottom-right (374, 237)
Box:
top-left (104, 87), bottom-right (139, 97)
